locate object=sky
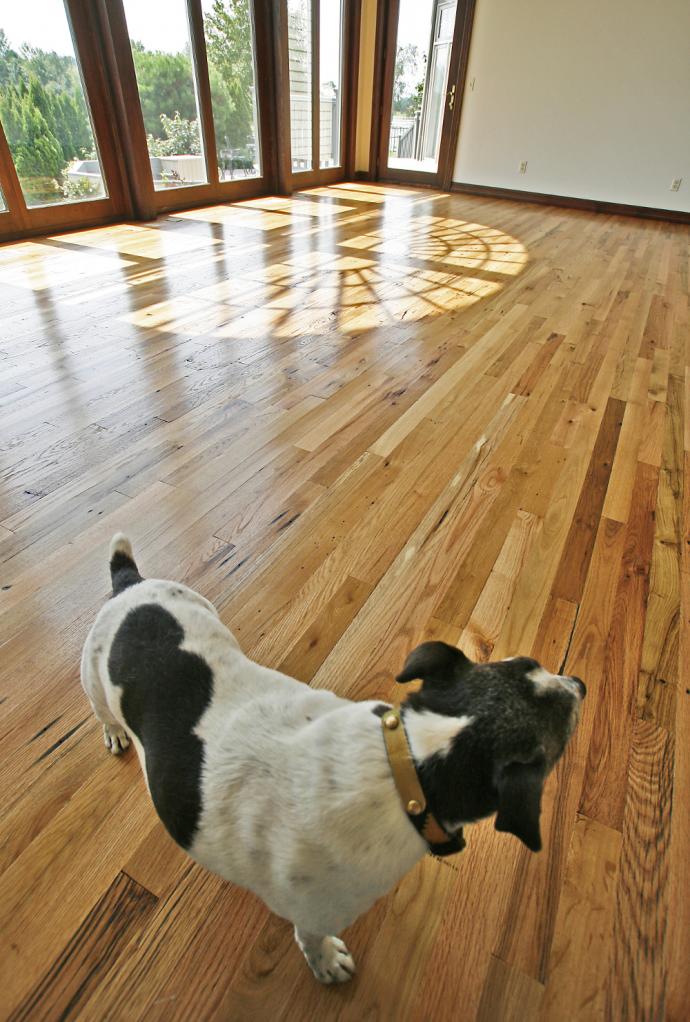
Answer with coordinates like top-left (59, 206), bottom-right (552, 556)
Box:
top-left (1, 1), bottom-right (193, 55)
top-left (398, 0), bottom-right (434, 48)
top-left (397, 0), bottom-right (435, 63)
top-left (2, 1), bottom-right (76, 56)
top-left (1, 0), bottom-right (341, 74)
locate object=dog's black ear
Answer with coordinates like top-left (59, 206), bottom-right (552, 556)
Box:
top-left (396, 642), bottom-right (471, 687)
top-left (494, 757), bottom-right (546, 852)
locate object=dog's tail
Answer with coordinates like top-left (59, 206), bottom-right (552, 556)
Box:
top-left (109, 533), bottom-right (143, 596)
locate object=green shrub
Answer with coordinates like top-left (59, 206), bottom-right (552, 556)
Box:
top-left (62, 175), bottom-right (101, 200)
top-left (147, 112), bottom-right (201, 156)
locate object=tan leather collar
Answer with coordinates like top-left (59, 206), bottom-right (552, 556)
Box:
top-left (381, 707), bottom-right (465, 855)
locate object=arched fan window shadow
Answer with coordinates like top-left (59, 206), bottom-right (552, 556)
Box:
top-left (159, 185), bottom-right (529, 345)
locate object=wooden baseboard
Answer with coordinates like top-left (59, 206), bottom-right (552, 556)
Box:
top-left (451, 181), bottom-right (690, 225)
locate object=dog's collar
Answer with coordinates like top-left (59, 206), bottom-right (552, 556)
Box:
top-left (380, 708), bottom-right (465, 858)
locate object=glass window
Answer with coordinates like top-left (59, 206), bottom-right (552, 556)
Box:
top-left (288, 0), bottom-right (312, 173)
top-left (0, 187), bottom-right (6, 212)
top-left (0, 2), bottom-right (107, 208)
top-left (122, 0), bottom-right (207, 191)
top-left (201, 0), bottom-right (262, 182)
top-left (421, 39), bottom-right (450, 161)
top-left (438, 5), bottom-right (455, 40)
top-left (319, 0), bottom-right (343, 168)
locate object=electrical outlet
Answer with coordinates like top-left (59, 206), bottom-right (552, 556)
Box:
top-left (519, 161), bottom-right (528, 174)
top-left (671, 178), bottom-right (682, 191)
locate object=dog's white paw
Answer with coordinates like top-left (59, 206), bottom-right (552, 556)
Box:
top-left (300, 934), bottom-right (355, 984)
top-left (103, 723), bottom-right (129, 755)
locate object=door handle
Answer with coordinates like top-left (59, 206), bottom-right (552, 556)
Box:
top-left (448, 84), bottom-right (456, 111)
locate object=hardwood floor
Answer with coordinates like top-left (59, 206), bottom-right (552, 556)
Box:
top-left (0, 183), bottom-right (687, 1021)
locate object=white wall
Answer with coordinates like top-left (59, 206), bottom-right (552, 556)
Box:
top-left (453, 0), bottom-right (690, 212)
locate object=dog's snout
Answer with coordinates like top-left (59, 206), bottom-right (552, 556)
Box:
top-left (571, 676), bottom-right (586, 699)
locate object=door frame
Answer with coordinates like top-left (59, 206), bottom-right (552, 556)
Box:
top-left (368, 0), bottom-right (476, 190)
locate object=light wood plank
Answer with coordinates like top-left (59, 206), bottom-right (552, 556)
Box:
top-left (540, 815), bottom-right (622, 1020)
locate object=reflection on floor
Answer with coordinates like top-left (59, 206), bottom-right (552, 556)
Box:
top-left (0, 183), bottom-right (687, 1021)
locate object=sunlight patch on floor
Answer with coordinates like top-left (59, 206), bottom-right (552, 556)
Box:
top-left (0, 241), bottom-right (138, 290)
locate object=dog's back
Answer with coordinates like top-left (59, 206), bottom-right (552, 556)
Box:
top-left (82, 534), bottom-right (243, 845)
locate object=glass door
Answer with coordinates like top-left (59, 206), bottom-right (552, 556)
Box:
top-left (286, 0), bottom-right (347, 187)
top-left (0, 0), bottom-right (127, 239)
top-left (377, 0), bottom-right (471, 187)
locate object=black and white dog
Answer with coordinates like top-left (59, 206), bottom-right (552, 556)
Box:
top-left (81, 534), bottom-right (585, 983)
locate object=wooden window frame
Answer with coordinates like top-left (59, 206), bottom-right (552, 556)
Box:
top-left (0, 119), bottom-right (27, 239)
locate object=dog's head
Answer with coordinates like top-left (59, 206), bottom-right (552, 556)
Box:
top-left (397, 642), bottom-right (585, 852)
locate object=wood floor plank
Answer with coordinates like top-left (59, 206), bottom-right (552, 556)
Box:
top-left (9, 872), bottom-right (158, 1022)
top-left (409, 828), bottom-right (523, 1022)
top-left (460, 508), bottom-right (541, 661)
top-left (367, 303), bottom-right (530, 457)
top-left (492, 403), bottom-right (608, 661)
top-left (608, 720), bottom-right (673, 1020)
top-left (77, 869), bottom-right (269, 1022)
top-left (550, 396), bottom-right (624, 605)
top-left (637, 383), bottom-right (682, 728)
top-left (494, 510), bottom-right (629, 981)
top-left (477, 957), bottom-right (543, 1022)
top-left (601, 396), bottom-right (648, 523)
top-left (540, 815), bottom-right (621, 1021)
top-left (277, 575), bottom-right (373, 682)
top-left (0, 753), bottom-right (152, 1016)
top-left (580, 460), bottom-right (658, 828)
top-left (666, 570), bottom-right (690, 1022)
top-left (308, 394), bottom-right (526, 697)
top-left (531, 595), bottom-right (578, 675)
top-left (122, 821), bottom-right (190, 900)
